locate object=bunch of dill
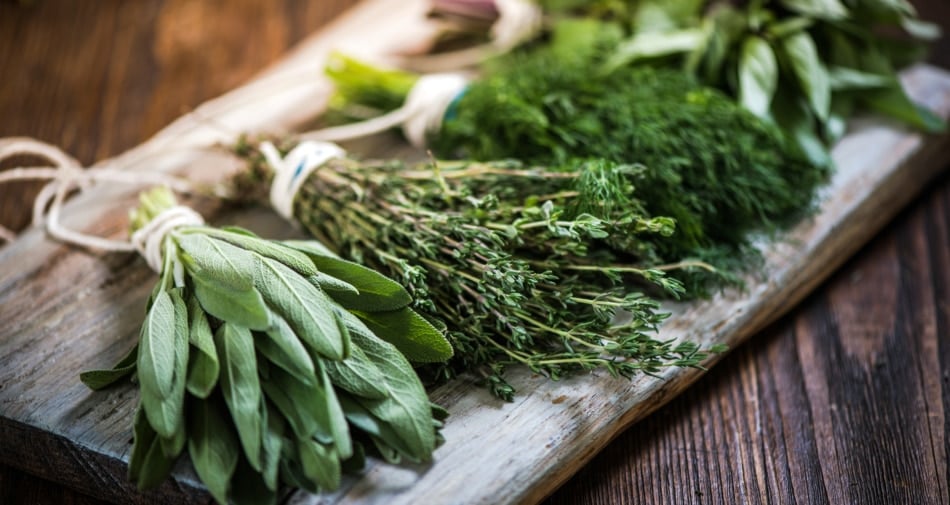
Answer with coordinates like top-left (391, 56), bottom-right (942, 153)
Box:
top-left (430, 47), bottom-right (829, 291)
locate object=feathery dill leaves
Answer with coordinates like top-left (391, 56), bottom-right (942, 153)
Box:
top-left (430, 55), bottom-right (829, 288)
top-left (235, 147), bottom-right (722, 400)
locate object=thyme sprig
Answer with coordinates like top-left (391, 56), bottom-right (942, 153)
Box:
top-left (235, 144), bottom-right (725, 400)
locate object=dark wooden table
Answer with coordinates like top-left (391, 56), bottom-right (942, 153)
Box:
top-left (1, 1), bottom-right (948, 504)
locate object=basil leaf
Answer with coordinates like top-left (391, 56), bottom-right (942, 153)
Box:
top-left (603, 28), bottom-right (703, 72)
top-left (862, 84), bottom-right (947, 133)
top-left (129, 407), bottom-right (175, 490)
top-left (185, 295), bottom-right (218, 398)
top-left (286, 243), bottom-right (412, 312)
top-left (738, 36), bottom-right (778, 118)
top-left (256, 315), bottom-right (316, 385)
top-left (215, 323), bottom-right (263, 472)
top-left (187, 395), bottom-right (238, 505)
top-left (323, 342), bottom-right (389, 400)
top-left (353, 308), bottom-right (453, 363)
top-left (771, 85), bottom-right (831, 168)
top-left (202, 229), bottom-right (318, 277)
top-left (80, 343), bottom-right (138, 390)
top-left (192, 274), bottom-right (272, 331)
top-left (781, 31), bottom-right (831, 122)
top-left (827, 66), bottom-right (890, 91)
top-left (138, 289), bottom-right (189, 439)
top-left (779, 0), bottom-right (848, 20)
top-left (298, 439), bottom-right (341, 491)
top-left (256, 258), bottom-right (347, 360)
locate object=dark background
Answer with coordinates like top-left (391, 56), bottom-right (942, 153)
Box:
top-left (1, 1), bottom-right (948, 503)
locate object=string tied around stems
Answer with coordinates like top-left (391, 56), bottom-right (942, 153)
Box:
top-left (259, 139), bottom-right (347, 220)
top-left (0, 137), bottom-right (196, 271)
top-left (301, 73), bottom-right (469, 148)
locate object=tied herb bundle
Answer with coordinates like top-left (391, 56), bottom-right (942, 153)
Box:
top-left (325, 52), bottom-right (828, 288)
top-left (418, 0), bottom-right (946, 166)
top-left (234, 144), bottom-right (726, 400)
top-left (81, 188), bottom-right (451, 504)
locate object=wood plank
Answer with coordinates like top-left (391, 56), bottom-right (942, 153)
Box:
top-left (0, 1), bottom-right (948, 504)
top-left (545, 175), bottom-right (950, 505)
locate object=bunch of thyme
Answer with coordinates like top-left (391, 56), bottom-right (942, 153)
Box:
top-left (234, 144), bottom-right (725, 399)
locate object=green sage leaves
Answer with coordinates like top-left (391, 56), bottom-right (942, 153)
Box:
top-left (84, 188), bottom-right (451, 504)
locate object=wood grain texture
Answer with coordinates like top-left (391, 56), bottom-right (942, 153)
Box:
top-left (0, 2), bottom-right (947, 503)
top-left (545, 175), bottom-right (950, 505)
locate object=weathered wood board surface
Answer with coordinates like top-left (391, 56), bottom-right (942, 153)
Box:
top-left (0, 1), bottom-right (949, 504)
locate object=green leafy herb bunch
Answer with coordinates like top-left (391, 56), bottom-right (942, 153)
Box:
top-left (325, 50), bottom-right (829, 288)
top-left (234, 142), bottom-right (726, 400)
top-left (81, 187), bottom-right (451, 504)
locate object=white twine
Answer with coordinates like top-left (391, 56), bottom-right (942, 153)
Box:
top-left (259, 140), bottom-right (346, 220)
top-left (0, 137), bottom-right (192, 254)
top-left (130, 205), bottom-right (205, 276)
top-left (404, 0), bottom-right (543, 72)
top-left (492, 0), bottom-right (544, 51)
top-left (301, 73), bottom-right (469, 148)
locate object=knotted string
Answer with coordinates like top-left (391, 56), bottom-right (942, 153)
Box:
top-left (301, 73), bottom-right (469, 148)
top-left (0, 137), bottom-right (192, 257)
top-left (259, 140), bottom-right (346, 220)
top-left (405, 0), bottom-right (543, 72)
top-left (130, 205), bottom-right (204, 277)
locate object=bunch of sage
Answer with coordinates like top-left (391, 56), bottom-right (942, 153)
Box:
top-left (81, 187), bottom-right (451, 504)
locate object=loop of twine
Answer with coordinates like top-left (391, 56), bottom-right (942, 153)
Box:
top-left (129, 205), bottom-right (205, 275)
top-left (260, 140), bottom-right (346, 220)
top-left (0, 137), bottom-right (192, 252)
top-left (301, 73), bottom-right (469, 148)
top-left (492, 0), bottom-right (544, 51)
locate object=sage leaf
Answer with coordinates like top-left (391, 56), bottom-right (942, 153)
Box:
top-left (215, 323), bottom-right (263, 472)
top-left (176, 233), bottom-right (257, 291)
top-left (80, 343), bottom-right (138, 390)
top-left (192, 272), bottom-right (272, 331)
top-left (298, 439), bottom-right (341, 491)
top-left (187, 395), bottom-right (238, 505)
top-left (138, 289), bottom-right (189, 439)
top-left (186, 295), bottom-right (218, 398)
top-left (256, 258), bottom-right (347, 360)
top-left (256, 315), bottom-right (316, 385)
top-left (318, 359), bottom-right (352, 459)
top-left (337, 393), bottom-right (417, 461)
top-left (781, 31), bottom-right (831, 121)
top-left (129, 407), bottom-right (175, 491)
top-left (287, 243), bottom-right (412, 312)
top-left (308, 271), bottom-right (359, 298)
top-left (230, 458), bottom-right (278, 505)
top-left (338, 315), bottom-right (436, 461)
top-left (159, 419), bottom-right (186, 460)
top-left (323, 342), bottom-right (389, 400)
top-left (202, 229), bottom-right (318, 277)
top-left (739, 36), bottom-right (777, 118)
top-left (279, 451), bottom-right (319, 494)
top-left (259, 403), bottom-right (284, 492)
top-left (354, 308), bottom-right (453, 363)
top-left (260, 365), bottom-right (334, 443)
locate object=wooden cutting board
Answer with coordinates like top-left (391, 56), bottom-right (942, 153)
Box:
top-left (1, 1), bottom-right (949, 504)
